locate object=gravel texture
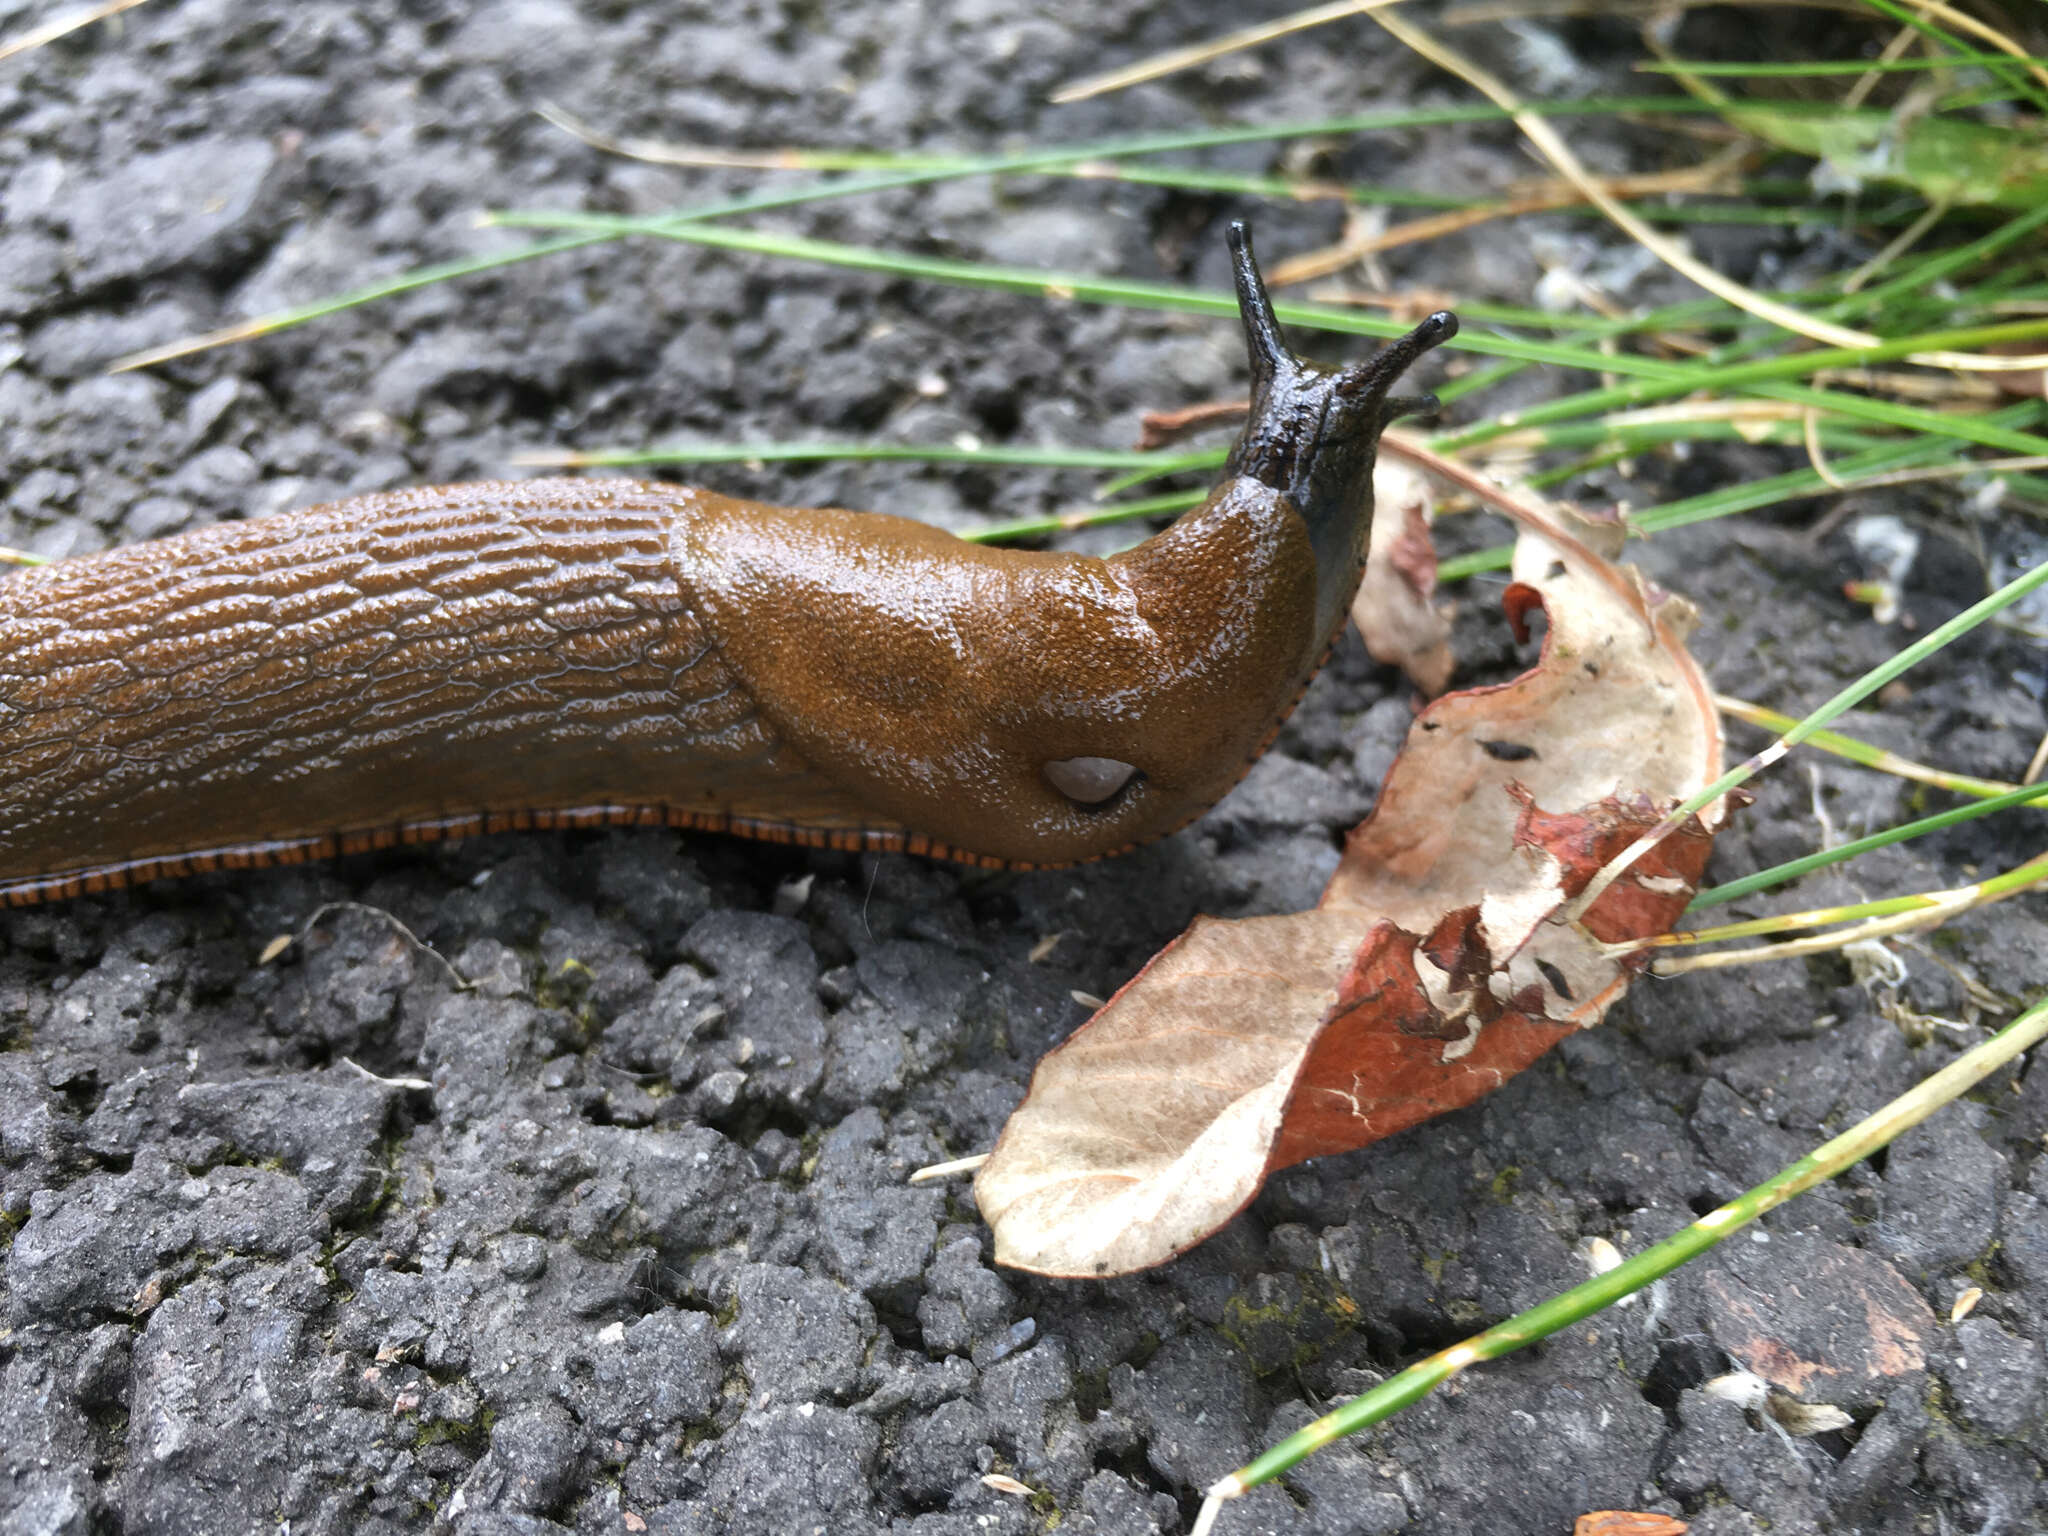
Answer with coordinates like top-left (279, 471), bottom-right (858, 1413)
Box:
top-left (3, 2), bottom-right (2046, 1534)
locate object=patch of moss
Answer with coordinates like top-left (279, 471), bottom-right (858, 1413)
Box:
top-left (1072, 1365), bottom-right (1111, 1419)
top-left (678, 1414), bottom-right (724, 1456)
top-left (534, 958), bottom-right (606, 1041)
top-left (412, 1413), bottom-right (489, 1453)
top-left (536, 956), bottom-right (594, 1011)
top-left (1219, 1274), bottom-right (1358, 1376)
top-left (1126, 1329), bottom-right (1161, 1372)
top-left (796, 1129), bottom-right (824, 1182)
top-left (986, 1455), bottom-right (1062, 1525)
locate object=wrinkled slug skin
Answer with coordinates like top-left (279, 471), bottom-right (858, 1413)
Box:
top-left (0, 483), bottom-right (886, 903)
top-left (0, 476), bottom-right (1310, 898)
top-left (0, 224), bottom-right (1455, 903)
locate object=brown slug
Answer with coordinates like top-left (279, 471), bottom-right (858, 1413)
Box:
top-left (0, 223), bottom-right (1455, 905)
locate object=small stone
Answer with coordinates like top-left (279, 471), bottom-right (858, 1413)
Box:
top-left (1942, 1317), bottom-right (2044, 1437)
top-left (499, 1234), bottom-right (548, 1282)
top-left (65, 139), bottom-right (278, 289)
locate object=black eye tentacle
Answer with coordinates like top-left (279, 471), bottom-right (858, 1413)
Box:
top-left (1335, 311), bottom-right (1461, 401)
top-left (1380, 391), bottom-right (1443, 425)
top-left (1219, 221), bottom-right (1462, 643)
top-left (1225, 219), bottom-right (1297, 397)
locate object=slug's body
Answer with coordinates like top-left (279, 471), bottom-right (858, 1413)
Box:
top-left (0, 226), bottom-right (1454, 905)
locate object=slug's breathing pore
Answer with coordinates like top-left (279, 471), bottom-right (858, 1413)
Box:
top-left (1043, 755), bottom-right (1139, 805)
top-left (0, 222), bottom-right (1456, 904)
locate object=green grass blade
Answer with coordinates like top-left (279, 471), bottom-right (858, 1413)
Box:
top-left (963, 489), bottom-right (1204, 543)
top-left (1832, 199), bottom-right (2048, 317)
top-left (113, 98), bottom-right (1765, 371)
top-left (519, 442), bottom-right (1174, 472)
top-left (1718, 702), bottom-right (2027, 799)
top-left (1432, 403), bottom-right (2044, 583)
top-left (1853, 0), bottom-right (2048, 112)
top-left (110, 166), bottom-right (980, 372)
top-left (488, 213), bottom-right (2048, 464)
top-left (1636, 54), bottom-right (2048, 78)
top-left (1690, 781), bottom-right (2048, 910)
top-left (485, 210), bottom-right (1683, 373)
top-left (1197, 992), bottom-right (2048, 1532)
top-left (1633, 403), bottom-right (2046, 532)
top-left (1434, 546), bottom-right (1513, 581)
top-left (1436, 334), bottom-right (2048, 460)
top-left (1570, 555), bottom-right (2048, 916)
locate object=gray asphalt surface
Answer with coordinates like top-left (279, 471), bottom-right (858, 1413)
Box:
top-left (3, 3), bottom-right (2045, 1533)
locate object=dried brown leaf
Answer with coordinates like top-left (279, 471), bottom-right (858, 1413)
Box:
top-left (1575, 1514), bottom-right (1689, 1536)
top-left (1350, 461), bottom-right (1454, 696)
top-left (976, 513), bottom-right (1723, 1276)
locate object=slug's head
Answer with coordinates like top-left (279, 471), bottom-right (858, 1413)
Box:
top-left (1222, 220), bottom-right (1457, 634)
